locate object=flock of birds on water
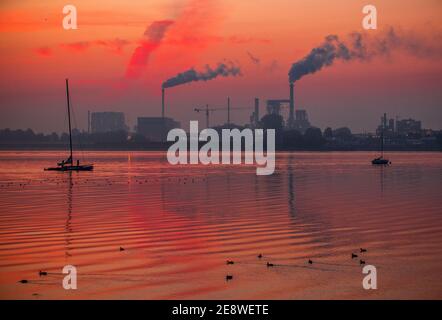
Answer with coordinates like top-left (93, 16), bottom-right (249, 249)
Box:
top-left (0, 175), bottom-right (210, 191)
top-left (18, 247), bottom-right (370, 286)
top-left (223, 248), bottom-right (369, 282)
top-left (8, 171), bottom-right (372, 293)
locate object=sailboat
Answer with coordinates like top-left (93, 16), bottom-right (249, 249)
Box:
top-left (45, 79), bottom-right (93, 171)
top-left (372, 113), bottom-right (390, 165)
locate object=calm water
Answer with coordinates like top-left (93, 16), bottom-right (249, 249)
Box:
top-left (0, 151), bottom-right (441, 299)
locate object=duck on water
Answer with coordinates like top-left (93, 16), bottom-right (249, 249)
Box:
top-left (45, 79), bottom-right (93, 172)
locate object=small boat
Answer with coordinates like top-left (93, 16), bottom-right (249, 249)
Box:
top-left (371, 113), bottom-right (390, 165)
top-left (45, 79), bottom-right (93, 172)
top-left (45, 162), bottom-right (93, 171)
top-left (371, 157), bottom-right (389, 165)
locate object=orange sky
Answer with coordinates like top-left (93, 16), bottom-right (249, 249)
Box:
top-left (0, 0), bottom-right (441, 132)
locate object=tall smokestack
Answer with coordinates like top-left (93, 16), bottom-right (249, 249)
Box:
top-left (289, 82), bottom-right (294, 128)
top-left (227, 97), bottom-right (230, 126)
top-left (162, 88), bottom-right (165, 118)
top-left (254, 98), bottom-right (259, 125)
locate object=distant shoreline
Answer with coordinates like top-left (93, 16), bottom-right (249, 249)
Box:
top-left (0, 144), bottom-right (440, 152)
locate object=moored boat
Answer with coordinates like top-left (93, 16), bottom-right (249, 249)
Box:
top-left (45, 79), bottom-right (94, 172)
top-left (371, 157), bottom-right (390, 165)
top-left (371, 113), bottom-right (390, 165)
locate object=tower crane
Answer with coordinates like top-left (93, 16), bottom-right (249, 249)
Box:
top-left (194, 97), bottom-right (254, 128)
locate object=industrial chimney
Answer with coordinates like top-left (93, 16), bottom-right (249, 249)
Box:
top-left (254, 98), bottom-right (259, 126)
top-left (289, 82), bottom-right (294, 128)
top-left (161, 88), bottom-right (165, 118)
top-left (227, 97), bottom-right (231, 126)
top-left (87, 110), bottom-right (90, 134)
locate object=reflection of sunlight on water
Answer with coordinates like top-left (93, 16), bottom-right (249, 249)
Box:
top-left (0, 151), bottom-right (441, 299)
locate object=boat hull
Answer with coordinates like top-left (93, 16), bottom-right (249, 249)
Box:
top-left (371, 158), bottom-right (390, 165)
top-left (45, 165), bottom-right (94, 171)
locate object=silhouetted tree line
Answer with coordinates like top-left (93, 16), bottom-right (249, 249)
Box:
top-left (0, 128), bottom-right (60, 143)
top-left (260, 114), bottom-right (334, 149)
top-left (0, 128), bottom-right (137, 146)
top-left (1, 122), bottom-right (440, 150)
top-left (259, 114), bottom-right (441, 150)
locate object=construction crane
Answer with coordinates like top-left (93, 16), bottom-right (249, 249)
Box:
top-left (194, 97), bottom-right (254, 128)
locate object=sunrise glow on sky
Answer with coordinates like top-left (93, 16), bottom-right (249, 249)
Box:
top-left (1, 0), bottom-right (441, 133)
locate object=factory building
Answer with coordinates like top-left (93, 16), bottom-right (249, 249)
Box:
top-left (376, 114), bottom-right (423, 137)
top-left (396, 118), bottom-right (422, 136)
top-left (91, 112), bottom-right (126, 133)
top-left (293, 110), bottom-right (311, 133)
top-left (264, 82), bottom-right (312, 133)
top-left (137, 117), bottom-right (180, 142)
top-left (376, 114), bottom-right (395, 137)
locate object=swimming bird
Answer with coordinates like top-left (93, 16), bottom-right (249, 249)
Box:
top-left (226, 260), bottom-right (234, 265)
top-left (351, 253), bottom-right (358, 259)
top-left (39, 271), bottom-right (47, 276)
top-left (226, 275), bottom-right (233, 281)
top-left (360, 248), bottom-right (367, 253)
top-left (119, 247), bottom-right (125, 251)
top-left (308, 259), bottom-right (313, 264)
top-left (19, 280), bottom-right (28, 284)
top-left (360, 260), bottom-right (366, 265)
top-left (267, 262), bottom-right (274, 267)
top-left (257, 254), bottom-right (262, 259)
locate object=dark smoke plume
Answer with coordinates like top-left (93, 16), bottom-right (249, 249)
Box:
top-left (289, 27), bottom-right (442, 82)
top-left (162, 61), bottom-right (241, 88)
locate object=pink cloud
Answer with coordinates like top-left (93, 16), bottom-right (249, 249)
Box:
top-left (125, 20), bottom-right (174, 79)
top-left (60, 41), bottom-right (91, 52)
top-left (94, 38), bottom-right (131, 54)
top-left (35, 46), bottom-right (52, 57)
top-left (228, 36), bottom-right (271, 44)
top-left (59, 38), bottom-right (131, 54)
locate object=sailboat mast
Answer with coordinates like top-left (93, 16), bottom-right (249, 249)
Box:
top-left (65, 79), bottom-right (73, 162)
top-left (381, 129), bottom-right (384, 157)
top-left (381, 113), bottom-right (386, 157)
